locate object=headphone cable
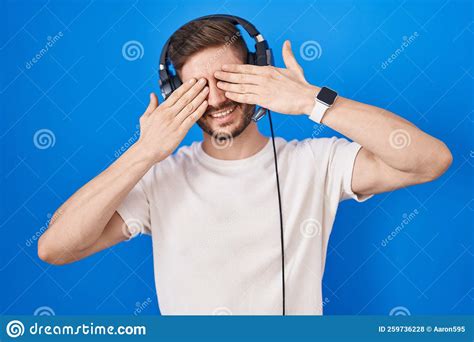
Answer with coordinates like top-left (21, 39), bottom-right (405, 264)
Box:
top-left (267, 110), bottom-right (286, 316)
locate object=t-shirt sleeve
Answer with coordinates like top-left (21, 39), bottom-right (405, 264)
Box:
top-left (116, 178), bottom-right (152, 238)
top-left (326, 137), bottom-right (373, 203)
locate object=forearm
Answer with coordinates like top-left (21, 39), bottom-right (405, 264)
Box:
top-left (304, 85), bottom-right (450, 175)
top-left (40, 143), bottom-right (154, 254)
top-left (214, 47), bottom-right (451, 188)
top-left (39, 81), bottom-right (208, 263)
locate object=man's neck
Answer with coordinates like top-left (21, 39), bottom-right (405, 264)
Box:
top-left (201, 122), bottom-right (268, 160)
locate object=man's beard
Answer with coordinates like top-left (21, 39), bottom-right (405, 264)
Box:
top-left (197, 102), bottom-right (255, 140)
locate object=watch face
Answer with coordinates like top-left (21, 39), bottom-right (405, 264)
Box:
top-left (317, 87), bottom-right (338, 105)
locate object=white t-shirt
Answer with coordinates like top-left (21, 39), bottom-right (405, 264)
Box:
top-left (117, 137), bottom-right (371, 315)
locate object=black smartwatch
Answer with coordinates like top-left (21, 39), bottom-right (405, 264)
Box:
top-left (309, 86), bottom-right (338, 123)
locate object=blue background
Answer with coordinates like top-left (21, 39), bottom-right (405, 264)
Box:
top-left (1, 0), bottom-right (472, 316)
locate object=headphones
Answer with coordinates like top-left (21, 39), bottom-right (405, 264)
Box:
top-left (158, 14), bottom-right (274, 121)
top-left (158, 15), bottom-right (286, 315)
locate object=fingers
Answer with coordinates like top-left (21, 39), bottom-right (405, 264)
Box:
top-left (221, 64), bottom-right (268, 75)
top-left (224, 91), bottom-right (258, 105)
top-left (145, 92), bottom-right (159, 115)
top-left (175, 86), bottom-right (209, 124)
top-left (214, 71), bottom-right (262, 85)
top-left (216, 81), bottom-right (259, 95)
top-left (180, 99), bottom-right (208, 131)
top-left (171, 78), bottom-right (208, 113)
top-left (165, 78), bottom-right (197, 107)
top-left (282, 40), bottom-right (303, 73)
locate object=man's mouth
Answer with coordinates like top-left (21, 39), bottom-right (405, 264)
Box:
top-left (208, 104), bottom-right (237, 119)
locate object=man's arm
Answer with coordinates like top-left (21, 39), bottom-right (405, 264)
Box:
top-left (214, 40), bottom-right (452, 194)
top-left (305, 94), bottom-right (452, 196)
top-left (38, 78), bottom-right (209, 265)
top-left (38, 143), bottom-right (153, 265)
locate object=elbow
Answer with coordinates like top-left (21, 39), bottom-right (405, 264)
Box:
top-left (37, 236), bottom-right (54, 264)
top-left (421, 142), bottom-right (453, 182)
top-left (37, 235), bottom-right (66, 265)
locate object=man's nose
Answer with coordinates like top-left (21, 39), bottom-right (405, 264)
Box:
top-left (206, 78), bottom-right (227, 108)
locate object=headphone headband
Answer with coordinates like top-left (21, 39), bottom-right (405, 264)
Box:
top-left (158, 14), bottom-right (273, 100)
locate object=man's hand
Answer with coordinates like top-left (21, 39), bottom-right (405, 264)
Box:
top-left (216, 39), bottom-right (452, 196)
top-left (137, 78), bottom-right (209, 164)
top-left (214, 40), bottom-right (316, 115)
top-left (37, 79), bottom-right (210, 265)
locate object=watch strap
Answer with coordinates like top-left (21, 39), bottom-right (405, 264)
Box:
top-left (309, 100), bottom-right (330, 124)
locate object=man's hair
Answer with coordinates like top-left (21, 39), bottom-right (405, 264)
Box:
top-left (168, 19), bottom-right (249, 72)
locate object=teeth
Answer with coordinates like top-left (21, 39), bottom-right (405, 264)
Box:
top-left (210, 106), bottom-right (235, 118)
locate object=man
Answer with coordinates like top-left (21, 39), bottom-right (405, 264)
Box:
top-left (38, 19), bottom-right (452, 315)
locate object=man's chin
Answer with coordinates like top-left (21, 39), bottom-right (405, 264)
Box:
top-left (198, 105), bottom-right (253, 140)
top-left (198, 120), bottom-right (238, 139)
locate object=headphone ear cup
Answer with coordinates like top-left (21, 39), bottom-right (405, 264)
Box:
top-left (247, 52), bottom-right (256, 65)
top-left (170, 76), bottom-right (182, 92)
top-left (160, 80), bottom-right (173, 100)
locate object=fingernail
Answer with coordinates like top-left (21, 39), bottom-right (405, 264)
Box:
top-left (199, 78), bottom-right (206, 85)
top-left (189, 78), bottom-right (196, 84)
top-left (204, 86), bottom-right (209, 91)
